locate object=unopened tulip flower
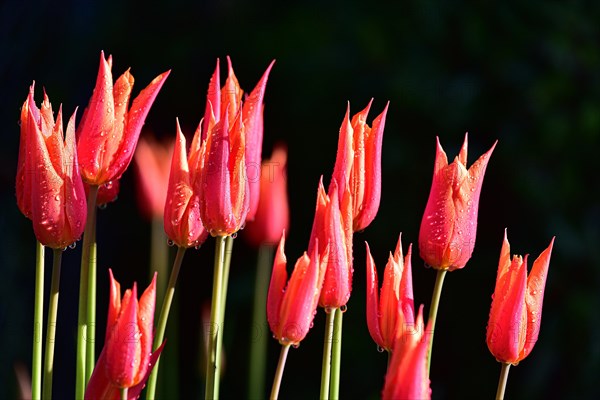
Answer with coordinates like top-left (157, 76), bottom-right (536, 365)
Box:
top-left (267, 235), bottom-right (325, 345)
top-left (134, 134), bottom-right (173, 220)
top-left (366, 236), bottom-right (415, 352)
top-left (77, 51), bottom-right (170, 186)
top-left (487, 230), bottom-right (555, 365)
top-left (16, 84), bottom-right (86, 248)
top-left (85, 270), bottom-right (163, 399)
top-left (244, 144), bottom-right (289, 247)
top-left (306, 178), bottom-right (353, 309)
top-left (383, 306), bottom-right (432, 400)
top-left (419, 134), bottom-right (497, 270)
top-left (198, 58), bottom-right (274, 236)
top-left (330, 101), bottom-right (388, 232)
top-left (164, 120), bottom-right (208, 248)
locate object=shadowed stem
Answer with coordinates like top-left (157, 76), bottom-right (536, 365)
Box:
top-left (146, 245), bottom-right (187, 399)
top-left (31, 241), bottom-right (44, 400)
top-left (75, 184), bottom-right (98, 398)
top-left (205, 236), bottom-right (227, 400)
top-left (426, 268), bottom-right (447, 376)
top-left (320, 308), bottom-right (337, 400)
top-left (42, 249), bottom-right (63, 400)
top-left (330, 307), bottom-right (344, 400)
top-left (269, 344), bottom-right (291, 400)
top-left (495, 363), bottom-right (511, 400)
top-left (248, 244), bottom-right (274, 400)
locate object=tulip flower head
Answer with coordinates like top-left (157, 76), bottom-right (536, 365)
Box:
top-left (163, 120), bottom-right (208, 248)
top-left (366, 235), bottom-right (415, 352)
top-left (267, 234), bottom-right (325, 346)
top-left (77, 51), bottom-right (170, 186)
top-left (419, 134), bottom-right (497, 271)
top-left (85, 270), bottom-right (163, 399)
top-left (197, 58), bottom-right (274, 236)
top-left (486, 230), bottom-right (555, 365)
top-left (306, 178), bottom-right (353, 309)
top-left (382, 306), bottom-right (432, 400)
top-left (134, 134), bottom-right (173, 220)
top-left (330, 101), bottom-right (388, 232)
top-left (244, 143), bottom-right (289, 247)
top-left (16, 84), bottom-right (86, 249)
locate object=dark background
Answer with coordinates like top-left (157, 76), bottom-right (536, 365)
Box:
top-left (1, 1), bottom-right (599, 399)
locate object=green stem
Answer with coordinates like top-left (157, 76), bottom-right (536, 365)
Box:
top-left (75, 184), bottom-right (98, 398)
top-left (146, 246), bottom-right (187, 400)
top-left (205, 236), bottom-right (227, 400)
top-left (330, 307), bottom-right (344, 400)
top-left (248, 244), bottom-right (274, 400)
top-left (220, 235), bottom-right (234, 313)
top-left (151, 216), bottom-right (170, 297)
top-left (42, 249), bottom-right (62, 400)
top-left (120, 387), bottom-right (128, 400)
top-left (31, 241), bottom-right (44, 400)
top-left (269, 344), bottom-right (291, 400)
top-left (320, 308), bottom-right (336, 400)
top-left (85, 240), bottom-right (97, 381)
top-left (426, 269), bottom-right (447, 376)
top-left (495, 363), bottom-right (511, 400)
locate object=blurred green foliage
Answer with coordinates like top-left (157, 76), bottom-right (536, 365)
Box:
top-left (1, 0), bottom-right (598, 399)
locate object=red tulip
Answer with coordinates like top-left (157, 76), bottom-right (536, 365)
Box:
top-left (16, 84), bottom-right (86, 248)
top-left (163, 120), bottom-right (208, 248)
top-left (134, 134), bottom-right (173, 220)
top-left (197, 58), bottom-right (274, 236)
top-left (306, 178), bottom-right (353, 309)
top-left (85, 270), bottom-right (163, 399)
top-left (383, 306), bottom-right (432, 400)
top-left (366, 235), bottom-right (415, 352)
top-left (267, 234), bottom-right (325, 346)
top-left (77, 51), bottom-right (170, 186)
top-left (419, 134), bottom-right (497, 270)
top-left (329, 101), bottom-right (388, 232)
top-left (486, 230), bottom-right (555, 365)
top-left (244, 143), bottom-right (289, 247)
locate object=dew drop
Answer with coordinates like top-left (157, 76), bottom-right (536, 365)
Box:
top-left (377, 345), bottom-right (385, 353)
top-left (54, 194), bottom-right (60, 201)
top-left (231, 232), bottom-right (238, 239)
top-left (167, 239), bottom-right (174, 247)
top-left (340, 305), bottom-right (348, 313)
top-left (69, 242), bottom-right (77, 249)
top-left (292, 343), bottom-right (300, 349)
top-left (98, 203), bottom-right (107, 210)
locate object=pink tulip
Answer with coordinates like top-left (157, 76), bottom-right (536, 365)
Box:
top-left (486, 230), bottom-right (555, 364)
top-left (419, 134), bottom-right (496, 270)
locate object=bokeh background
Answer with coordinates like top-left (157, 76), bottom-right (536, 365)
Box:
top-left (1, 1), bottom-right (599, 399)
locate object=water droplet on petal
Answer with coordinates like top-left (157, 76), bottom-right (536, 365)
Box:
top-left (377, 345), bottom-right (385, 353)
top-left (167, 239), bottom-right (174, 247)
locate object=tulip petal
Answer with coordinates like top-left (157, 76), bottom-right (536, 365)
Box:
top-left (520, 237), bottom-right (555, 360)
top-left (267, 234), bottom-right (288, 340)
top-left (365, 242), bottom-right (385, 349)
top-left (244, 60), bottom-right (275, 221)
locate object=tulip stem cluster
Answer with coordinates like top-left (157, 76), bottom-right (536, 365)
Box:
top-left (270, 343), bottom-right (291, 400)
top-left (248, 244), bottom-right (275, 400)
top-left (320, 309), bottom-right (336, 399)
top-left (426, 268), bottom-right (447, 375)
top-left (495, 363), bottom-right (511, 400)
top-left (42, 248), bottom-right (63, 399)
top-left (75, 184), bottom-right (98, 399)
top-left (146, 245), bottom-right (187, 398)
top-left (205, 235), bottom-right (228, 399)
top-left (31, 241), bottom-right (45, 400)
